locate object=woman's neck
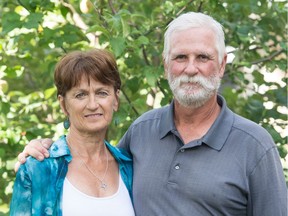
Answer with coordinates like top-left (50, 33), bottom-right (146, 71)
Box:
top-left (66, 130), bottom-right (106, 158)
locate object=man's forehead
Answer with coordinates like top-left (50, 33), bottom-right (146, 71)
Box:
top-left (169, 44), bottom-right (216, 56)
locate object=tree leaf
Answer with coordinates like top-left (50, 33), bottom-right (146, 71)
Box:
top-left (110, 37), bottom-right (126, 57)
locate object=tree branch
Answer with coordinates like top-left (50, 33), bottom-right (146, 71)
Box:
top-left (251, 49), bottom-right (284, 65)
top-left (176, 0), bottom-right (195, 16)
top-left (108, 0), bottom-right (117, 15)
top-left (142, 45), bottom-right (150, 66)
top-left (197, 1), bottom-right (204, 12)
top-left (121, 89), bottom-right (139, 116)
top-left (60, 0), bottom-right (98, 46)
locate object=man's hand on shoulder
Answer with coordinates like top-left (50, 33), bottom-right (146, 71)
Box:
top-left (14, 138), bottom-right (53, 172)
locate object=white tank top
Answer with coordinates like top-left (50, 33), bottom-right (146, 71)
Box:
top-left (62, 174), bottom-right (135, 216)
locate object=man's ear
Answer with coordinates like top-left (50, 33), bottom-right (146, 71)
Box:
top-left (163, 54), bottom-right (168, 79)
top-left (58, 95), bottom-right (69, 116)
top-left (219, 53), bottom-right (227, 78)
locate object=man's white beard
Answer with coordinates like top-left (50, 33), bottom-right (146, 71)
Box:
top-left (167, 72), bottom-right (221, 108)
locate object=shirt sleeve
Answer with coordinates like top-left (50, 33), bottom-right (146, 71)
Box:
top-left (117, 126), bottom-right (132, 153)
top-left (247, 146), bottom-right (287, 216)
top-left (10, 164), bottom-right (32, 215)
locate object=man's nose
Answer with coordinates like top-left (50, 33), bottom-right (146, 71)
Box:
top-left (184, 58), bottom-right (199, 76)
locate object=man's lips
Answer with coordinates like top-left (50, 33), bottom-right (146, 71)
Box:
top-left (181, 81), bottom-right (201, 87)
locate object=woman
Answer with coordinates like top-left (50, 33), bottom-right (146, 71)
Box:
top-left (10, 49), bottom-right (134, 216)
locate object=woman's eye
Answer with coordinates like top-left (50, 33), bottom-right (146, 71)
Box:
top-left (97, 91), bottom-right (109, 97)
top-left (75, 92), bottom-right (86, 99)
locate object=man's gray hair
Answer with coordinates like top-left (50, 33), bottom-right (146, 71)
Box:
top-left (163, 12), bottom-right (226, 64)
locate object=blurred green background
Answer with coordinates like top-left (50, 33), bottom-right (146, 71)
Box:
top-left (0, 0), bottom-right (287, 214)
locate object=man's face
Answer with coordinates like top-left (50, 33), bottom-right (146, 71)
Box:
top-left (165, 27), bottom-right (226, 108)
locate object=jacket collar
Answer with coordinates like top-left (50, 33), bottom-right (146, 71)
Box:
top-left (49, 135), bottom-right (72, 162)
top-left (49, 135), bottom-right (132, 162)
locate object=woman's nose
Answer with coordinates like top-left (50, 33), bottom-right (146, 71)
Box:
top-left (86, 95), bottom-right (99, 109)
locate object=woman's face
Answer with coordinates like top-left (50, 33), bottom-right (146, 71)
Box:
top-left (59, 76), bottom-right (119, 135)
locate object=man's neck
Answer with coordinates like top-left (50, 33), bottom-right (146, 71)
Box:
top-left (173, 95), bottom-right (221, 144)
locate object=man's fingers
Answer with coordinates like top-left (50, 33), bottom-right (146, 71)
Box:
top-left (40, 139), bottom-right (51, 158)
top-left (17, 152), bottom-right (27, 164)
top-left (14, 161), bottom-right (21, 173)
top-left (30, 139), bottom-right (51, 158)
top-left (15, 152), bottom-right (27, 173)
top-left (15, 138), bottom-right (52, 172)
top-left (41, 138), bottom-right (53, 150)
top-left (23, 143), bottom-right (46, 161)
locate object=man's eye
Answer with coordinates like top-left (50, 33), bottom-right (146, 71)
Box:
top-left (198, 54), bottom-right (210, 62)
top-left (173, 55), bottom-right (187, 62)
top-left (176, 55), bottom-right (187, 60)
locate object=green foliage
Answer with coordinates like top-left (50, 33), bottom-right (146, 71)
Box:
top-left (0, 0), bottom-right (287, 213)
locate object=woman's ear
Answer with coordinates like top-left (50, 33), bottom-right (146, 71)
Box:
top-left (113, 90), bottom-right (120, 112)
top-left (58, 95), bottom-right (69, 116)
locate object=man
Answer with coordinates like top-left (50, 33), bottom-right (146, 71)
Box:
top-left (16, 12), bottom-right (287, 215)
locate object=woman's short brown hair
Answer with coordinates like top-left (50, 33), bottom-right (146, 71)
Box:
top-left (54, 49), bottom-right (121, 96)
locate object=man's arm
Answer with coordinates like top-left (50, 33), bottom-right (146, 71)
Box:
top-left (15, 138), bottom-right (53, 172)
top-left (248, 147), bottom-right (287, 216)
top-left (117, 127), bottom-right (132, 153)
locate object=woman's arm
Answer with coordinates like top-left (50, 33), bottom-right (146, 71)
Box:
top-left (10, 164), bottom-right (32, 215)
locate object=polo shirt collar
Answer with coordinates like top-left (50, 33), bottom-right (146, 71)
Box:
top-left (159, 95), bottom-right (234, 151)
top-left (202, 95), bottom-right (234, 151)
top-left (105, 141), bottom-right (132, 162)
top-left (159, 101), bottom-right (176, 139)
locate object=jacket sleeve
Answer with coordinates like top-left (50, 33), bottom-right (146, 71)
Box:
top-left (10, 164), bottom-right (32, 215)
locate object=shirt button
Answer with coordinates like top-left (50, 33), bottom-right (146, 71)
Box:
top-left (180, 149), bottom-right (185, 152)
top-left (175, 165), bottom-right (180, 170)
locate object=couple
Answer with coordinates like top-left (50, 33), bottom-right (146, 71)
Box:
top-left (11, 12), bottom-right (287, 216)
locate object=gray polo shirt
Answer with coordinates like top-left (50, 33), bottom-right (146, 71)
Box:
top-left (118, 95), bottom-right (287, 216)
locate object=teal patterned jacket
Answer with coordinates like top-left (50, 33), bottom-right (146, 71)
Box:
top-left (10, 135), bottom-right (133, 216)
